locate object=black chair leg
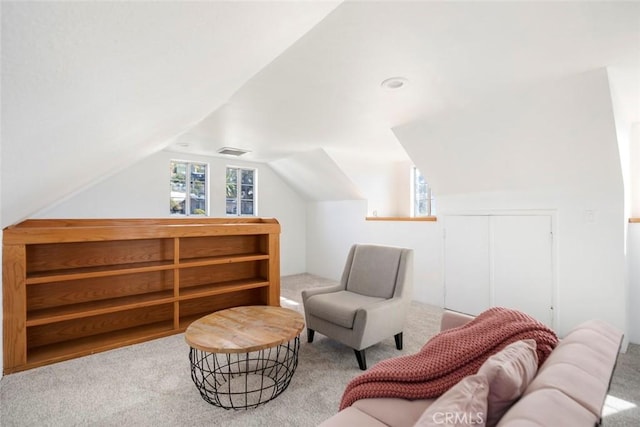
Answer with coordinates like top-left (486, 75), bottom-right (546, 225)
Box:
top-left (394, 332), bottom-right (403, 350)
top-left (354, 349), bottom-right (367, 370)
top-left (307, 328), bottom-right (315, 343)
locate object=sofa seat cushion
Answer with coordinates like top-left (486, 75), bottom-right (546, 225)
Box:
top-left (415, 374), bottom-right (489, 427)
top-left (305, 291), bottom-right (385, 328)
top-left (317, 406), bottom-right (387, 427)
top-left (496, 389), bottom-right (598, 426)
top-left (353, 397), bottom-right (436, 427)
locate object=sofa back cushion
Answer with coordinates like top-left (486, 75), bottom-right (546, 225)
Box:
top-left (477, 339), bottom-right (539, 427)
top-left (496, 389), bottom-right (598, 426)
top-left (522, 319), bottom-right (623, 418)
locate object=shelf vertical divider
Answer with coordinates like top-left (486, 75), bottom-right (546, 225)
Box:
top-left (268, 231), bottom-right (281, 306)
top-left (173, 237), bottom-right (180, 330)
top-left (3, 244), bottom-right (27, 369)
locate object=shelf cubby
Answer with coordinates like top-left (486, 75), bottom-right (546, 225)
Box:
top-left (178, 288), bottom-right (267, 330)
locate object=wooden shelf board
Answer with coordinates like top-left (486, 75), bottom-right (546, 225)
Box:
top-left (365, 216), bottom-right (437, 222)
top-left (25, 321), bottom-right (175, 368)
top-left (179, 314), bottom-right (212, 330)
top-left (4, 220), bottom-right (281, 244)
top-left (26, 260), bottom-right (175, 285)
top-left (178, 253), bottom-right (269, 267)
top-left (26, 291), bottom-right (176, 326)
top-left (179, 279), bottom-right (269, 300)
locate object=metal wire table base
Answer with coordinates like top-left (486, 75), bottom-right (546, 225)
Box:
top-left (189, 336), bottom-right (301, 409)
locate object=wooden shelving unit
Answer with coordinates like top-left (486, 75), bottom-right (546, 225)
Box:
top-left (3, 218), bottom-right (281, 374)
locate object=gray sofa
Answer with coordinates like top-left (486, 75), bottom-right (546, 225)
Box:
top-left (320, 310), bottom-right (623, 426)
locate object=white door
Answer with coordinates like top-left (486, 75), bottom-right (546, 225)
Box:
top-left (444, 214), bottom-right (554, 327)
top-left (491, 215), bottom-right (553, 326)
top-left (444, 215), bottom-right (491, 315)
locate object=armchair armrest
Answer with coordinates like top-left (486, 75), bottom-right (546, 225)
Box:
top-left (301, 283), bottom-right (345, 303)
top-left (354, 297), bottom-right (408, 349)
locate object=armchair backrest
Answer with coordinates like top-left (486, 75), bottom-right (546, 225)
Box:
top-left (341, 244), bottom-right (413, 299)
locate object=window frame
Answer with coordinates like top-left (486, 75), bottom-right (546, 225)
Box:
top-left (225, 166), bottom-right (257, 217)
top-left (411, 166), bottom-right (435, 217)
top-left (169, 160), bottom-right (209, 216)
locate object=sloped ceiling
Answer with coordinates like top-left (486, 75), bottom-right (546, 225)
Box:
top-left (269, 149), bottom-right (362, 201)
top-left (2, 1), bottom-right (639, 225)
top-left (172, 1), bottom-right (639, 199)
top-left (0, 1), bottom-right (340, 226)
top-left (394, 69), bottom-right (622, 197)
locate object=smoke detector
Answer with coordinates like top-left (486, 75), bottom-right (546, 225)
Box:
top-left (381, 77), bottom-right (408, 89)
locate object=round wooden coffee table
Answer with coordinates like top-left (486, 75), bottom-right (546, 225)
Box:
top-left (185, 305), bottom-right (305, 409)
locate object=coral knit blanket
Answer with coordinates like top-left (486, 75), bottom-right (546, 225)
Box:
top-left (339, 307), bottom-right (558, 410)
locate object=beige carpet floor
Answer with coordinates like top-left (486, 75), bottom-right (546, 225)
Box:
top-left (0, 273), bottom-right (638, 426)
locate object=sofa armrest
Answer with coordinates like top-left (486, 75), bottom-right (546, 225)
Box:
top-left (440, 310), bottom-right (475, 332)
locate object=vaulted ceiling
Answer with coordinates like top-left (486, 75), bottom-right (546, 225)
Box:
top-left (2, 1), bottom-right (639, 225)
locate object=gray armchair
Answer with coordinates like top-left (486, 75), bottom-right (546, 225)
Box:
top-left (301, 244), bottom-right (413, 370)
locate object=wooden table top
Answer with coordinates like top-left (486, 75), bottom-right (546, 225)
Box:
top-left (185, 305), bottom-right (305, 353)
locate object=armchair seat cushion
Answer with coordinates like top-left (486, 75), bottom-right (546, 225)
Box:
top-left (305, 290), bottom-right (385, 329)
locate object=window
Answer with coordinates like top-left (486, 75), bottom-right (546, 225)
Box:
top-left (170, 161), bottom-right (208, 215)
top-left (412, 166), bottom-right (436, 216)
top-left (226, 167), bottom-right (256, 216)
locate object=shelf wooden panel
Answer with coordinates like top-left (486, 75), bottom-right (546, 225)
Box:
top-left (179, 279), bottom-right (269, 300)
top-left (3, 218), bottom-right (281, 244)
top-left (26, 239), bottom-right (174, 273)
top-left (27, 290), bottom-right (176, 326)
top-left (24, 321), bottom-right (175, 371)
top-left (178, 288), bottom-right (265, 329)
top-left (27, 304), bottom-right (174, 349)
top-left (179, 235), bottom-right (265, 260)
top-left (25, 260), bottom-right (175, 284)
top-left (27, 270), bottom-right (174, 310)
top-left (178, 253), bottom-right (269, 268)
top-left (179, 261), bottom-right (266, 289)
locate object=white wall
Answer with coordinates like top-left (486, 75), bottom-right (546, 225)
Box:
top-left (1, 120), bottom-right (3, 377)
top-left (631, 124), bottom-right (640, 217)
top-left (306, 200), bottom-right (444, 305)
top-left (36, 150), bottom-right (308, 276)
top-left (328, 154), bottom-right (413, 217)
top-left (393, 69), bottom-right (628, 343)
top-left (629, 223), bottom-right (640, 344)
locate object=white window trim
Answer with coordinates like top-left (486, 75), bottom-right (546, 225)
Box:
top-left (170, 160), bottom-right (209, 216)
top-left (226, 165), bottom-right (258, 217)
top-left (411, 166), bottom-right (434, 217)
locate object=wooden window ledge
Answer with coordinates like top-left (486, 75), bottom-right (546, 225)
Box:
top-left (365, 216), bottom-right (437, 222)
top-left (630, 218), bottom-right (640, 223)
